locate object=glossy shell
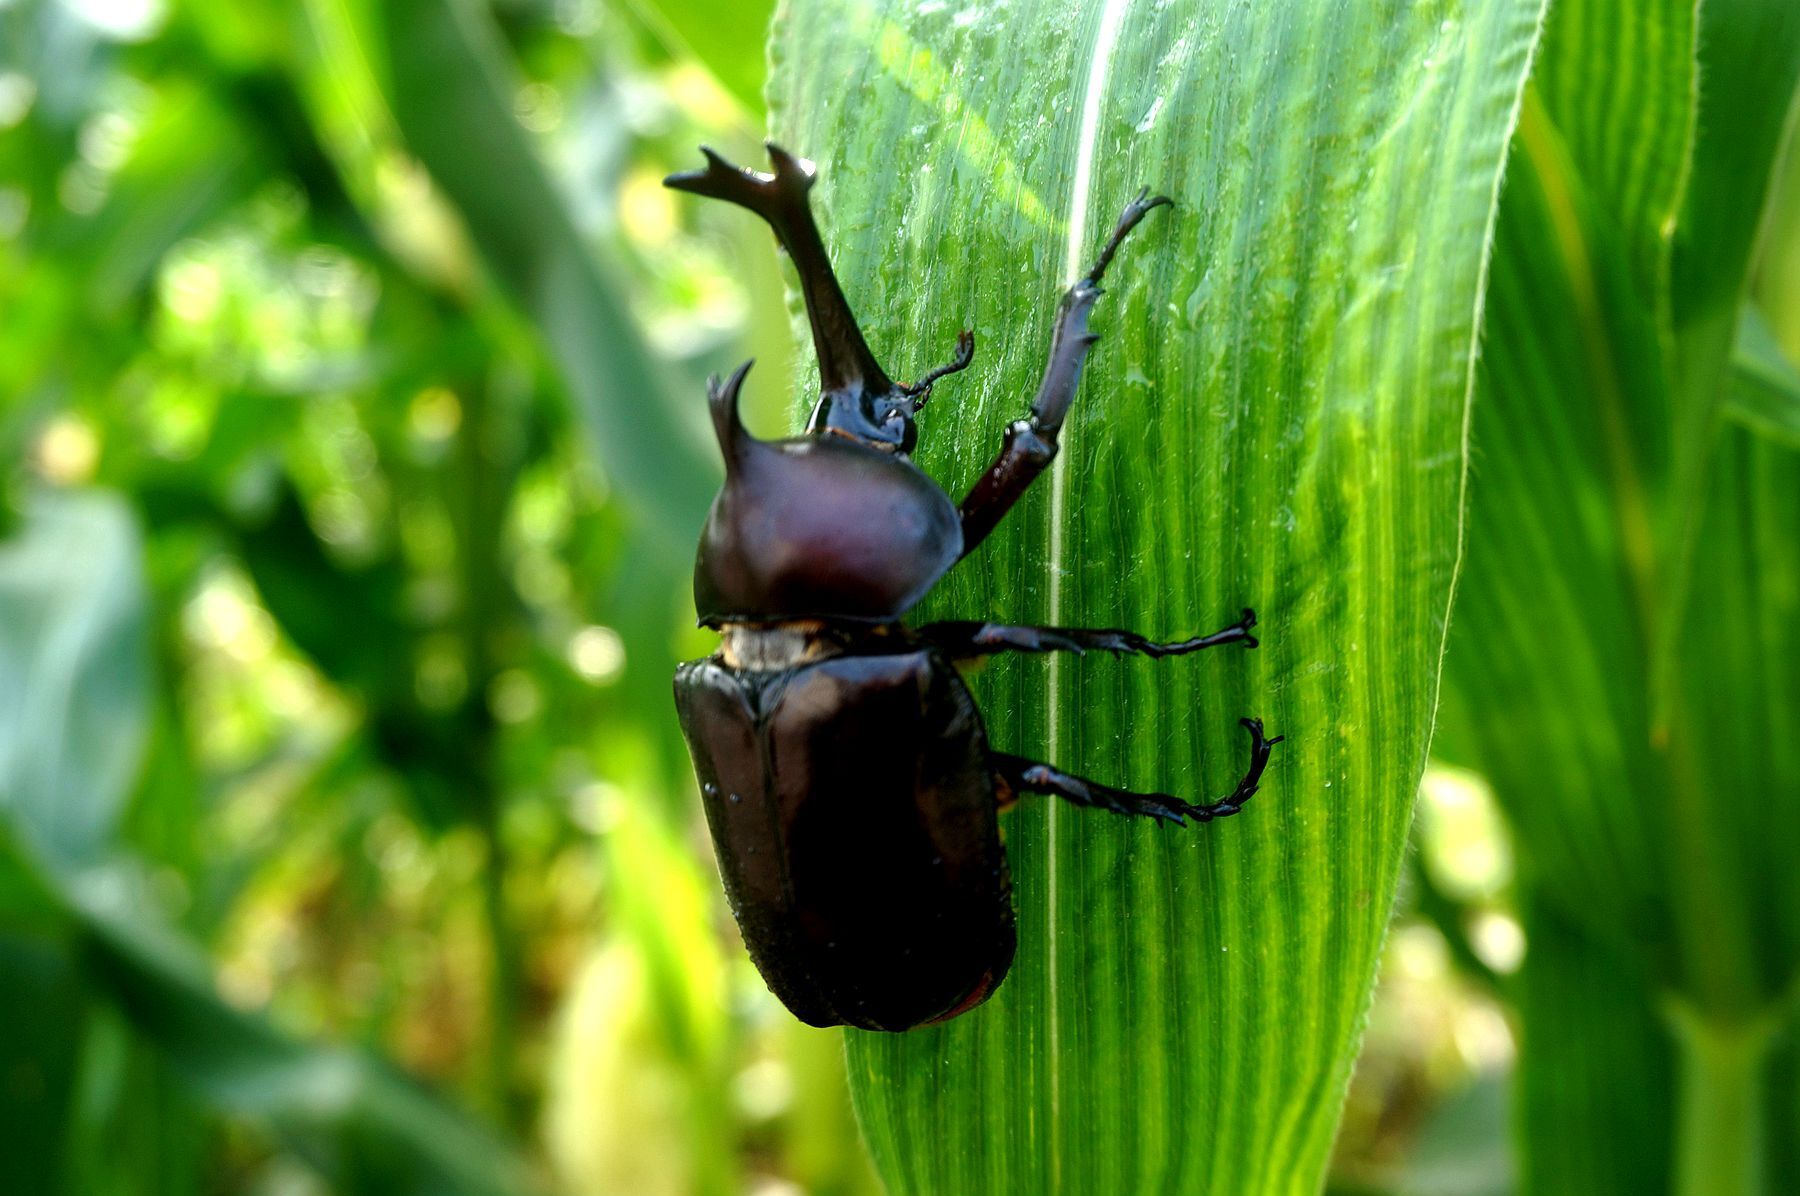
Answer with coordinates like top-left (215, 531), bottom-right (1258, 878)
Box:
top-left (673, 643), bottom-right (1015, 1030)
top-left (694, 434), bottom-right (963, 626)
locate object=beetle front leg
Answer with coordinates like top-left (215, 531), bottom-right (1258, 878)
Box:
top-left (990, 718), bottom-right (1281, 825)
top-left (921, 609), bottom-right (1257, 660)
top-left (958, 190), bottom-right (1171, 555)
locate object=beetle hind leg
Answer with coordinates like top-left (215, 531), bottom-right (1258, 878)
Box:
top-left (991, 718), bottom-right (1282, 826)
top-left (922, 609), bottom-right (1257, 660)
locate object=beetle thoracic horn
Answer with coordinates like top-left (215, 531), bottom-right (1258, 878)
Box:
top-left (707, 359), bottom-right (756, 468)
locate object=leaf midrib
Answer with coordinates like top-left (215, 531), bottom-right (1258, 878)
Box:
top-left (1045, 4), bottom-right (1136, 1187)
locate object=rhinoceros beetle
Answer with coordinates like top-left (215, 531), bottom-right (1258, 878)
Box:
top-left (668, 144), bottom-right (1280, 1031)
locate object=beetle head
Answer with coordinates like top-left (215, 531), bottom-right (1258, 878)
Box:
top-left (805, 385), bottom-right (920, 453)
top-left (693, 360), bottom-right (962, 625)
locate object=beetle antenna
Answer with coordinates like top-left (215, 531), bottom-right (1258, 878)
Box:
top-left (707, 360), bottom-right (756, 468)
top-left (902, 329), bottom-right (976, 412)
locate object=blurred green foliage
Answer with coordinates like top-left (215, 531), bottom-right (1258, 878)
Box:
top-left (1, 0), bottom-right (1794, 1194)
top-left (1440, 1), bottom-right (1800, 1192)
top-left (0, 0), bottom-right (867, 1192)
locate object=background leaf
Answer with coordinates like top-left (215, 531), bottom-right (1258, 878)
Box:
top-left (0, 0), bottom-right (871, 1189)
top-left (1440, 0), bottom-right (1800, 1188)
top-left (70, 865), bottom-right (536, 1196)
top-left (0, 491), bottom-right (534, 1196)
top-left (765, 1), bottom-right (1545, 1190)
top-left (376, 0), bottom-right (719, 547)
top-left (1726, 306), bottom-right (1800, 447)
top-left (625, 0), bottom-right (776, 116)
top-left (0, 490), bottom-right (148, 864)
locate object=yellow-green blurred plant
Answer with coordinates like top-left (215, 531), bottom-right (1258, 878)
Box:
top-left (0, 0), bottom-right (871, 1192)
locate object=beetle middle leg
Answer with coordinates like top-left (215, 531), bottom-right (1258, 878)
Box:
top-left (990, 719), bottom-right (1282, 826)
top-left (958, 189), bottom-right (1172, 555)
top-left (921, 608), bottom-right (1257, 659)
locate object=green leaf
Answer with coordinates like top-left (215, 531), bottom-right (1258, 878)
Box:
top-left (626, 0), bottom-right (776, 115)
top-left (766, 2), bottom-right (1545, 1190)
top-left (374, 0), bottom-right (719, 547)
top-left (1440, 0), bottom-right (1800, 1189)
top-left (1507, 884), bottom-right (1677, 1191)
top-left (1726, 305), bottom-right (1800, 446)
top-left (0, 931), bottom-right (86, 1196)
top-left (0, 490), bottom-right (149, 865)
top-left (70, 84), bottom-right (268, 314)
top-left (0, 492), bottom-right (536, 1196)
top-left (69, 862), bottom-right (538, 1196)
top-left (1670, 0), bottom-right (1800, 412)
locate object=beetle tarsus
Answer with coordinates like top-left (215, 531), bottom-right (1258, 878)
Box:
top-left (923, 609), bottom-right (1258, 659)
top-left (991, 717), bottom-right (1280, 827)
top-left (956, 190), bottom-right (1171, 555)
top-left (1085, 189), bottom-right (1174, 286)
top-left (902, 328), bottom-right (976, 410)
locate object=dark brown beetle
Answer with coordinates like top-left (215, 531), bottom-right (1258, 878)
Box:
top-left (669, 145), bottom-right (1280, 1031)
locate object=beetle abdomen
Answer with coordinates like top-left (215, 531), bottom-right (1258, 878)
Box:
top-left (673, 646), bottom-right (1014, 1030)
top-left (694, 435), bottom-right (962, 626)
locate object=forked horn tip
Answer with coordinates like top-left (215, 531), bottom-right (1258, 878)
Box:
top-left (763, 141), bottom-right (817, 186)
top-left (664, 145), bottom-right (738, 191)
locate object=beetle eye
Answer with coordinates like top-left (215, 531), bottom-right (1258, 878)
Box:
top-left (893, 414), bottom-right (918, 454)
top-left (878, 407), bottom-right (912, 449)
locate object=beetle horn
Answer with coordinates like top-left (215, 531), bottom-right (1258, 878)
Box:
top-left (707, 359), bottom-right (756, 468)
top-left (666, 144), bottom-right (897, 401)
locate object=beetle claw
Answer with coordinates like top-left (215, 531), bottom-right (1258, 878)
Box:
top-left (1083, 191), bottom-right (1174, 285)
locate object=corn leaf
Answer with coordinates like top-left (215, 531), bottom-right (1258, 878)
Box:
top-left (764, 2), bottom-right (1545, 1190)
top-left (1727, 305), bottom-right (1800, 447)
top-left (1441, 0), bottom-right (1800, 1188)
